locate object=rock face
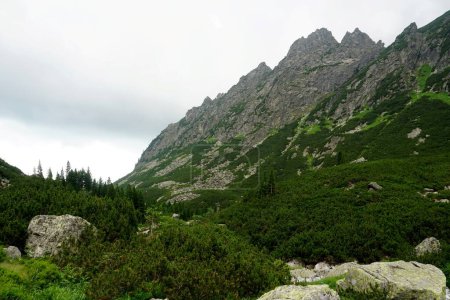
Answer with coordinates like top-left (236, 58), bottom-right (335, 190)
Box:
top-left (336, 261), bottom-right (446, 299)
top-left (258, 285), bottom-right (340, 300)
top-left (415, 237), bottom-right (441, 256)
top-left (119, 11), bottom-right (450, 202)
top-left (26, 215), bottom-right (93, 258)
top-left (122, 26), bottom-right (384, 186)
top-left (3, 246), bottom-right (21, 259)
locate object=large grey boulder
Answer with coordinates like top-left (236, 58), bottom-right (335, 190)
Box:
top-left (3, 246), bottom-right (21, 259)
top-left (326, 262), bottom-right (358, 278)
top-left (290, 268), bottom-right (319, 283)
top-left (26, 214), bottom-right (93, 258)
top-left (258, 285), bottom-right (339, 300)
top-left (336, 261), bottom-right (446, 299)
top-left (415, 237), bottom-right (441, 256)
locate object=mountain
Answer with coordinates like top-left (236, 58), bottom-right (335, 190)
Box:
top-left (119, 11), bottom-right (450, 206)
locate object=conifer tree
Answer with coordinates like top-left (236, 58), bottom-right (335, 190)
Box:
top-left (37, 161), bottom-right (44, 178)
top-left (47, 168), bottom-right (53, 180)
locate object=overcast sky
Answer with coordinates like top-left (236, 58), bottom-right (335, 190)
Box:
top-left (1, 1), bottom-right (449, 181)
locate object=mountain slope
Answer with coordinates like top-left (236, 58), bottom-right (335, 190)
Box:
top-left (120, 11), bottom-right (450, 208)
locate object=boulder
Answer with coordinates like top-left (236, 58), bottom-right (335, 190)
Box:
top-left (290, 268), bottom-right (319, 283)
top-left (415, 237), bottom-right (441, 256)
top-left (258, 285), bottom-right (339, 300)
top-left (3, 246), bottom-right (21, 259)
top-left (26, 214), bottom-right (93, 258)
top-left (314, 262), bottom-right (332, 277)
top-left (336, 261), bottom-right (446, 299)
top-left (286, 259), bottom-right (303, 269)
top-left (368, 182), bottom-right (383, 191)
top-left (326, 262), bottom-right (358, 278)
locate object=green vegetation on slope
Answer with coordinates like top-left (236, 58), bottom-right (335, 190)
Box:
top-left (0, 257), bottom-right (86, 300)
top-left (0, 172), bottom-right (144, 248)
top-left (215, 154), bottom-right (450, 265)
top-left (54, 220), bottom-right (289, 300)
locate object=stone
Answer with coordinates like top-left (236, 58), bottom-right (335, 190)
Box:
top-left (3, 246), bottom-right (21, 259)
top-left (415, 237), bottom-right (441, 256)
top-left (368, 182), bottom-right (383, 191)
top-left (435, 199), bottom-right (449, 203)
top-left (290, 268), bottom-right (319, 283)
top-left (257, 285), bottom-right (339, 300)
top-left (26, 214), bottom-right (93, 258)
top-left (336, 261), bottom-right (446, 299)
top-left (407, 127), bottom-right (422, 139)
top-left (350, 157), bottom-right (367, 164)
top-left (172, 213), bottom-right (180, 219)
top-left (326, 262), bottom-right (358, 278)
top-left (314, 262), bottom-right (332, 277)
top-left (286, 259), bottom-right (303, 269)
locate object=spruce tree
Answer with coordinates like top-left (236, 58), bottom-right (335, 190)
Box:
top-left (47, 168), bottom-right (53, 180)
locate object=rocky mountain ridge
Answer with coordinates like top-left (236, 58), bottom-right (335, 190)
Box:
top-left (135, 27), bottom-right (384, 166)
top-left (120, 11), bottom-right (450, 205)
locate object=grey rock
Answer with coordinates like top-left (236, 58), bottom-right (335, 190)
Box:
top-left (314, 262), bottom-right (332, 277)
top-left (336, 261), bottom-right (446, 299)
top-left (290, 268), bottom-right (319, 283)
top-left (415, 237), bottom-right (441, 256)
top-left (26, 214), bottom-right (93, 258)
top-left (123, 26), bottom-right (384, 186)
top-left (172, 213), bottom-right (180, 219)
top-left (350, 157), bottom-right (366, 164)
top-left (368, 182), bottom-right (383, 191)
top-left (435, 199), bottom-right (449, 203)
top-left (326, 262), bottom-right (358, 278)
top-left (258, 285), bottom-right (339, 300)
top-left (3, 246), bottom-right (21, 259)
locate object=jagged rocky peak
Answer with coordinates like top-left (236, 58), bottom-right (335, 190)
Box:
top-left (403, 22), bottom-right (418, 34)
top-left (341, 28), bottom-right (378, 48)
top-left (238, 61), bottom-right (272, 85)
top-left (287, 28), bottom-right (338, 56)
top-left (202, 96), bottom-right (213, 105)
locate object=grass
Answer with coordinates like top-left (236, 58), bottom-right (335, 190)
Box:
top-left (305, 124), bottom-right (321, 135)
top-left (0, 258), bottom-right (87, 300)
top-left (0, 262), bottom-right (27, 279)
top-left (417, 64), bottom-right (432, 91)
top-left (361, 114), bottom-right (389, 131)
top-left (299, 275), bottom-right (345, 289)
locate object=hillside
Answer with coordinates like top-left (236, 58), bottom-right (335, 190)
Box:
top-left (1, 9), bottom-right (450, 300)
top-left (119, 11), bottom-right (450, 209)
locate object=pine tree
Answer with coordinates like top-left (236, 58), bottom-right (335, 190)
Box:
top-left (66, 161), bottom-right (71, 178)
top-left (37, 161), bottom-right (44, 178)
top-left (47, 168), bottom-right (53, 180)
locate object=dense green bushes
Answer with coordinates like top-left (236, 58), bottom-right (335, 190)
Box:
top-left (215, 155), bottom-right (450, 264)
top-left (55, 221), bottom-right (290, 300)
top-left (0, 258), bottom-right (86, 299)
top-left (0, 176), bottom-right (143, 248)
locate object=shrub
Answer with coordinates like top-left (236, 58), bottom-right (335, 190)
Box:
top-left (56, 222), bottom-right (290, 300)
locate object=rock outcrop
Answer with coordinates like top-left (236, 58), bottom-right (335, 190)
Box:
top-left (119, 11), bottom-right (450, 204)
top-left (26, 214), bottom-right (93, 258)
top-left (258, 285), bottom-right (339, 300)
top-left (336, 260), bottom-right (446, 299)
top-left (2, 246), bottom-right (21, 259)
top-left (122, 26), bottom-right (384, 187)
top-left (415, 237), bottom-right (441, 256)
